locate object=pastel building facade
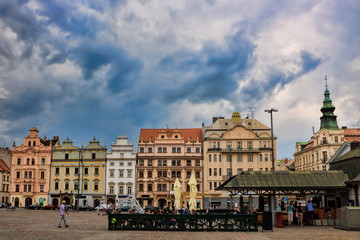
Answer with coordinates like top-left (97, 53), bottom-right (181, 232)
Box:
top-left (136, 128), bottom-right (203, 209)
top-left (202, 112), bottom-right (275, 209)
top-left (0, 159), bottom-right (11, 204)
top-left (50, 137), bottom-right (106, 207)
top-left (106, 136), bottom-right (137, 203)
top-left (10, 127), bottom-right (59, 207)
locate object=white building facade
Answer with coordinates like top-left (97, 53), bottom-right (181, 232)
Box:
top-left (106, 136), bottom-right (137, 204)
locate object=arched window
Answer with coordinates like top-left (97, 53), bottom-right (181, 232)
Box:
top-left (33, 141), bottom-right (36, 146)
top-left (28, 142), bottom-right (31, 146)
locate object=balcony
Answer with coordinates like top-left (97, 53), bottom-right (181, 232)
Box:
top-left (22, 178), bottom-right (34, 183)
top-left (220, 148), bottom-right (260, 153)
top-left (207, 148), bottom-right (222, 152)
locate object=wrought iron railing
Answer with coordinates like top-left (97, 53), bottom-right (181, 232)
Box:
top-left (108, 213), bottom-right (258, 231)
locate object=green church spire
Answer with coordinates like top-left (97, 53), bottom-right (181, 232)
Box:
top-left (320, 75), bottom-right (339, 130)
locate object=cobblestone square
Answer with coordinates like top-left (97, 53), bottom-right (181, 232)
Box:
top-left (0, 209), bottom-right (359, 240)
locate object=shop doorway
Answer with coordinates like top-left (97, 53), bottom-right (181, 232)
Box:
top-left (158, 199), bottom-right (167, 209)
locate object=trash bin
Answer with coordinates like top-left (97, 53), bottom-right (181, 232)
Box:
top-left (262, 211), bottom-right (273, 231)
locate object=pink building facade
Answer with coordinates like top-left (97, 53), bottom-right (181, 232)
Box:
top-left (10, 127), bottom-right (59, 207)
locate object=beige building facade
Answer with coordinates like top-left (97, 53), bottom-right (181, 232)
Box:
top-left (136, 128), bottom-right (203, 209)
top-left (202, 112), bottom-right (276, 209)
top-left (0, 159), bottom-right (11, 204)
top-left (10, 127), bottom-right (59, 207)
top-left (294, 86), bottom-right (360, 171)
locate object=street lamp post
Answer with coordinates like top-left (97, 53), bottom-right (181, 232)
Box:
top-left (264, 108), bottom-right (278, 171)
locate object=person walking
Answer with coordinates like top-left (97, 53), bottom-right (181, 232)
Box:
top-left (58, 200), bottom-right (69, 228)
top-left (287, 201), bottom-right (294, 225)
top-left (306, 200), bottom-right (314, 226)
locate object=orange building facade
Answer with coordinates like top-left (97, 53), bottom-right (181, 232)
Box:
top-left (10, 127), bottom-right (59, 207)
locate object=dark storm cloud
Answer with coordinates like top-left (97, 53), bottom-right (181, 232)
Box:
top-left (242, 50), bottom-right (323, 101)
top-left (0, 0), bottom-right (39, 59)
top-left (161, 28), bottom-right (256, 103)
top-left (70, 43), bottom-right (142, 93)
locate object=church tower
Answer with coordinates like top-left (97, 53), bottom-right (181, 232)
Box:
top-left (320, 76), bottom-right (339, 130)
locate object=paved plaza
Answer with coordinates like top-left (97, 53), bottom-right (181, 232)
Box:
top-left (0, 209), bottom-right (359, 240)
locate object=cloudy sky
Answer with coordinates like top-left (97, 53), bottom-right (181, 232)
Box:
top-left (0, 0), bottom-right (359, 159)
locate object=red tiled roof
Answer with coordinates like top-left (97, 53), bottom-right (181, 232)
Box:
top-left (0, 159), bottom-right (10, 172)
top-left (344, 128), bottom-right (360, 142)
top-left (303, 142), bottom-right (314, 150)
top-left (139, 128), bottom-right (202, 142)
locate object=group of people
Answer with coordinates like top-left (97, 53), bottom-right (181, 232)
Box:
top-left (284, 200), bottom-right (314, 226)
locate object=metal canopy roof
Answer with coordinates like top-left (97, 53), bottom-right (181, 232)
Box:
top-left (216, 171), bottom-right (348, 195)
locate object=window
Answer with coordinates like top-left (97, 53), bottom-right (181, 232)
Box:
top-left (74, 182), bottom-right (78, 190)
top-left (247, 141), bottom-right (253, 149)
top-left (248, 168), bottom-right (253, 171)
top-left (140, 147), bottom-right (144, 153)
top-left (227, 154), bottom-right (232, 162)
top-left (158, 160), bottom-right (167, 166)
top-left (237, 141), bottom-right (242, 149)
top-left (157, 184), bottom-right (167, 191)
top-left (334, 136), bottom-right (339, 143)
top-left (16, 171), bottom-right (20, 178)
top-left (265, 154), bottom-right (268, 161)
top-left (214, 182), bottom-right (217, 188)
top-left (209, 168), bottom-right (212, 176)
top-left (171, 171), bottom-right (181, 178)
top-left (148, 160), bottom-right (152, 166)
top-left (139, 160), bottom-right (144, 166)
top-left (158, 147), bottom-right (162, 153)
top-left (84, 182), bottom-right (88, 190)
top-left (260, 154), bottom-right (263, 161)
top-left (41, 158), bottom-right (45, 165)
top-left (177, 147), bottom-right (181, 153)
top-left (109, 186), bottom-right (114, 194)
top-left (226, 142), bottom-right (232, 149)
top-left (172, 159), bottom-right (181, 166)
top-left (128, 162), bottom-right (132, 166)
top-left (237, 154), bottom-right (242, 162)
top-left (187, 171), bottom-right (191, 178)
top-left (119, 162), bottom-right (124, 166)
top-left (186, 160), bottom-right (191, 166)
top-left (40, 171), bottom-right (45, 179)
top-left (119, 170), bottom-right (124, 178)
top-left (162, 147), bottom-right (167, 153)
top-left (94, 167), bottom-right (99, 175)
top-left (84, 167), bottom-right (89, 175)
top-left (148, 147), bottom-right (152, 153)
top-left (110, 161), bottom-right (114, 167)
top-left (75, 168), bottom-right (79, 175)
top-left (227, 168), bottom-right (232, 177)
top-left (92, 153), bottom-right (96, 159)
top-left (28, 185), bottom-right (32, 192)
top-left (32, 158), bottom-right (35, 165)
top-left (195, 171), bottom-right (200, 178)
top-left (209, 182), bottom-right (212, 191)
top-left (120, 153), bottom-right (124, 158)
top-left (219, 168), bottom-right (222, 176)
top-left (147, 183), bottom-right (152, 191)
top-left (158, 171), bottom-right (167, 177)
top-left (248, 154), bottom-right (253, 162)
top-left (139, 184), bottom-right (144, 192)
top-left (17, 158), bottom-right (21, 165)
top-left (139, 171), bottom-right (144, 178)
top-left (214, 168), bottom-right (217, 176)
top-left (214, 154), bottom-right (217, 162)
top-left (147, 171), bottom-right (152, 178)
top-left (127, 186), bottom-right (132, 194)
top-left (127, 170), bottom-right (132, 178)
top-left (187, 147), bottom-right (191, 153)
top-left (65, 153), bottom-right (69, 160)
top-left (209, 154), bottom-right (212, 162)
top-left (195, 160), bottom-right (200, 166)
top-left (40, 185), bottom-right (44, 192)
top-left (265, 168), bottom-right (268, 171)
top-left (65, 182), bottom-right (69, 190)
top-left (24, 185), bottom-right (27, 192)
top-left (55, 182), bottom-right (59, 190)
top-left (16, 185), bottom-right (20, 192)
top-left (65, 168), bottom-right (70, 175)
top-left (172, 147), bottom-right (176, 153)
top-left (94, 181), bottom-right (99, 191)
top-left (196, 147), bottom-right (200, 153)
top-left (110, 170), bottom-right (114, 178)
top-left (119, 186), bottom-right (124, 194)
top-left (27, 158), bottom-right (30, 165)
top-left (219, 155), bottom-right (222, 162)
